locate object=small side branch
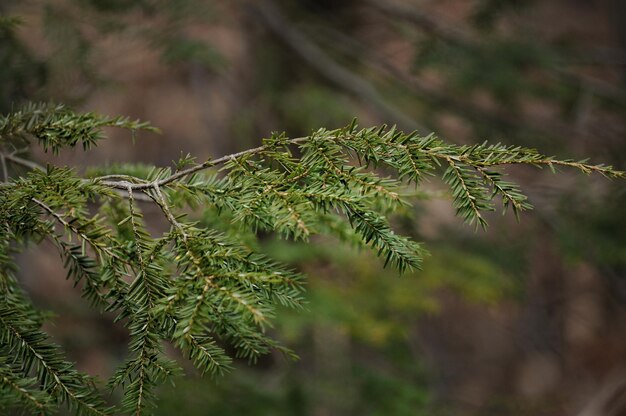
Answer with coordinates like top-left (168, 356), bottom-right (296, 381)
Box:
top-left (151, 183), bottom-right (189, 240)
top-left (32, 197), bottom-right (126, 264)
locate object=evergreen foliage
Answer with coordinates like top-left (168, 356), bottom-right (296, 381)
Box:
top-left (0, 103), bottom-right (624, 415)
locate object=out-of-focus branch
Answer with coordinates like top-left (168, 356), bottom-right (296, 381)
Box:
top-left (3, 152), bottom-right (43, 172)
top-left (305, 24), bottom-right (581, 140)
top-left (366, 0), bottom-right (626, 103)
top-left (576, 371), bottom-right (626, 416)
top-left (364, 0), bottom-right (478, 47)
top-left (248, 0), bottom-right (428, 135)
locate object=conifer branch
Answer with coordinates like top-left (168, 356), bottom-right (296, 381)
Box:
top-left (0, 361), bottom-right (52, 415)
top-left (95, 128), bottom-right (625, 200)
top-left (442, 156), bottom-right (490, 228)
top-left (2, 102), bottom-right (624, 415)
top-left (0, 307), bottom-right (111, 416)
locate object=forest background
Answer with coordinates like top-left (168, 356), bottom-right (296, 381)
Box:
top-left (2, 0), bottom-right (626, 414)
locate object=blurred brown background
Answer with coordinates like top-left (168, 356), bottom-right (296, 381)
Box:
top-left (3, 0), bottom-right (626, 414)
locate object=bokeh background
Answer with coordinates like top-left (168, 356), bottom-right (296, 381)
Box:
top-left (2, 0), bottom-right (626, 414)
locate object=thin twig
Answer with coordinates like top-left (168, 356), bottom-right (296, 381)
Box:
top-left (126, 186), bottom-right (146, 272)
top-left (98, 136), bottom-right (311, 191)
top-left (3, 152), bottom-right (43, 171)
top-left (0, 151), bottom-right (153, 201)
top-left (151, 183), bottom-right (189, 240)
